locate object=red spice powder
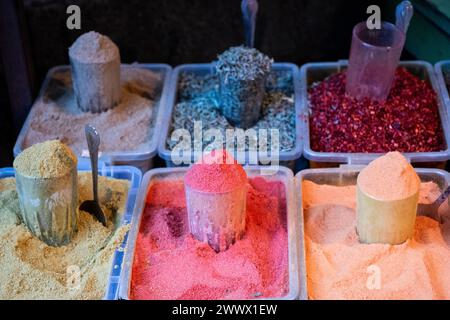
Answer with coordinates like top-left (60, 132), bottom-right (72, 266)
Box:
top-left (130, 178), bottom-right (289, 300)
top-left (185, 149), bottom-right (247, 193)
top-left (309, 68), bottom-right (445, 153)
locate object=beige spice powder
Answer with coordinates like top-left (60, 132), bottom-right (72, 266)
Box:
top-left (0, 172), bottom-right (130, 300)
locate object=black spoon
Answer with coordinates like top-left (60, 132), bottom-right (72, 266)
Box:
top-left (79, 125), bottom-right (107, 226)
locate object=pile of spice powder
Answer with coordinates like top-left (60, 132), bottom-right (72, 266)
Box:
top-left (0, 172), bottom-right (130, 299)
top-left (167, 69), bottom-right (296, 152)
top-left (308, 68), bottom-right (445, 153)
top-left (303, 179), bottom-right (450, 299)
top-left (130, 176), bottom-right (289, 300)
top-left (13, 140), bottom-right (77, 178)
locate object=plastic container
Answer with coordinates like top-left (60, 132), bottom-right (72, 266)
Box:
top-left (13, 64), bottom-right (172, 173)
top-left (158, 63), bottom-right (303, 170)
top-left (119, 166), bottom-right (306, 300)
top-left (301, 60), bottom-right (450, 167)
top-left (435, 60), bottom-right (450, 111)
top-left (295, 166), bottom-right (450, 299)
top-left (0, 165), bottom-right (142, 300)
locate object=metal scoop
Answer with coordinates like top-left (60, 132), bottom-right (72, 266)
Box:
top-left (241, 0), bottom-right (258, 47)
top-left (417, 186), bottom-right (450, 223)
top-left (79, 125), bottom-right (107, 226)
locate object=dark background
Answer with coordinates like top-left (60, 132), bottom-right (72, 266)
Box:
top-left (1, 0), bottom-right (394, 167)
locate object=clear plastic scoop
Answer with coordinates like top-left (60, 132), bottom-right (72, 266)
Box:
top-left (346, 1), bottom-right (413, 102)
top-left (241, 0), bottom-right (258, 47)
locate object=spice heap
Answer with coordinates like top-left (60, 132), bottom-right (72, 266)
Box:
top-left (357, 152), bottom-right (420, 244)
top-left (184, 150), bottom-right (247, 252)
top-left (309, 68), bottom-right (444, 153)
top-left (23, 65), bottom-right (162, 154)
top-left (14, 140), bottom-right (76, 178)
top-left (130, 175), bottom-right (288, 299)
top-left (167, 69), bottom-right (295, 152)
top-left (69, 31), bottom-right (121, 113)
top-left (302, 176), bottom-right (450, 299)
top-left (0, 172), bottom-right (129, 299)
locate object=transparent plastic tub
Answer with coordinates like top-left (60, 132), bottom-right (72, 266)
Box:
top-left (300, 60), bottom-right (450, 167)
top-left (118, 166), bottom-right (306, 300)
top-left (0, 165), bottom-right (142, 300)
top-left (157, 63), bottom-right (303, 170)
top-left (435, 60), bottom-right (450, 111)
top-left (295, 166), bottom-right (450, 300)
top-left (13, 63), bottom-right (172, 173)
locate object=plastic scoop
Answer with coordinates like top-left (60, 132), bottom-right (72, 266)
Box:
top-left (79, 125), bottom-right (107, 226)
top-left (241, 0), bottom-right (258, 47)
top-left (346, 1), bottom-right (413, 102)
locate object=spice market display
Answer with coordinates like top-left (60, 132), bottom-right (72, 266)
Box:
top-left (1, 0), bottom-right (450, 304)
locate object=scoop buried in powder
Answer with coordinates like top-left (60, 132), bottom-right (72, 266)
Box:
top-left (13, 140), bottom-right (78, 246)
top-left (184, 149), bottom-right (247, 252)
top-left (357, 151), bottom-right (420, 244)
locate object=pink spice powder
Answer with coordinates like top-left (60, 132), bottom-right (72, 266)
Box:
top-left (184, 150), bottom-right (247, 193)
top-left (130, 177), bottom-right (289, 300)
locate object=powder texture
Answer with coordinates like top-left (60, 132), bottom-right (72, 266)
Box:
top-left (358, 152), bottom-right (420, 200)
top-left (13, 140), bottom-right (77, 178)
top-left (0, 172), bottom-right (129, 300)
top-left (69, 31), bottom-right (119, 63)
top-left (23, 66), bottom-right (162, 154)
top-left (130, 177), bottom-right (288, 300)
top-left (303, 180), bottom-right (450, 300)
top-left (184, 150), bottom-right (247, 193)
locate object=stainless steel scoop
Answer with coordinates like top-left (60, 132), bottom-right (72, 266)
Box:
top-left (79, 125), bottom-right (107, 226)
top-left (417, 186), bottom-right (450, 223)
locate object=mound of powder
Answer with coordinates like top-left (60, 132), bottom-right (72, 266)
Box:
top-left (0, 172), bottom-right (129, 300)
top-left (302, 179), bottom-right (450, 300)
top-left (130, 177), bottom-right (288, 300)
top-left (357, 151), bottom-right (420, 201)
top-left (69, 31), bottom-right (119, 63)
top-left (13, 140), bottom-right (77, 179)
top-left (184, 150), bottom-right (247, 193)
